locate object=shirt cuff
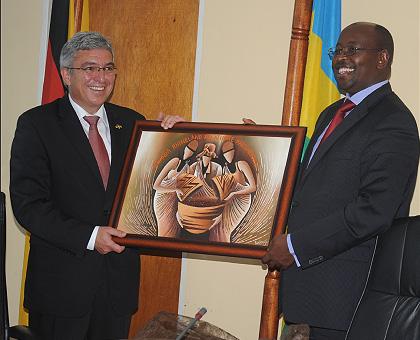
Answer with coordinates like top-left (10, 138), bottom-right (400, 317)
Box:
top-left (287, 234), bottom-right (301, 267)
top-left (87, 226), bottom-right (99, 250)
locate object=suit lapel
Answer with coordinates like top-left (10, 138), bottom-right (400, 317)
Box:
top-left (105, 104), bottom-right (130, 197)
top-left (304, 103), bottom-right (368, 176)
top-left (57, 96), bottom-right (104, 188)
top-left (296, 101), bottom-right (343, 188)
top-left (301, 83), bottom-right (393, 183)
top-left (301, 101), bottom-right (343, 170)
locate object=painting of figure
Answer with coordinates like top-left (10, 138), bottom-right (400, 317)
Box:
top-left (209, 141), bottom-right (257, 242)
top-left (152, 139), bottom-right (199, 237)
top-left (110, 121), bottom-right (305, 258)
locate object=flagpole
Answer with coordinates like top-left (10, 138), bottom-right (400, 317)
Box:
top-left (74, 0), bottom-right (84, 33)
top-left (259, 0), bottom-right (313, 339)
top-left (281, 0), bottom-right (313, 127)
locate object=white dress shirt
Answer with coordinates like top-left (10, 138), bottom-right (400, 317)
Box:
top-left (69, 94), bottom-right (112, 250)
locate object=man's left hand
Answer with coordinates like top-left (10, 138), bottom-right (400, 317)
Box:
top-left (157, 112), bottom-right (186, 129)
top-left (242, 118), bottom-right (256, 125)
top-left (95, 227), bottom-right (126, 254)
top-left (262, 234), bottom-right (294, 271)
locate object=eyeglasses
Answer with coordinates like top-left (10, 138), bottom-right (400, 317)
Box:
top-left (66, 65), bottom-right (117, 75)
top-left (327, 47), bottom-right (383, 60)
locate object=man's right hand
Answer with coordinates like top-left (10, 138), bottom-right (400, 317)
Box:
top-left (95, 227), bottom-right (126, 254)
top-left (242, 118), bottom-right (256, 125)
top-left (262, 234), bottom-right (294, 271)
top-left (157, 112), bottom-right (186, 129)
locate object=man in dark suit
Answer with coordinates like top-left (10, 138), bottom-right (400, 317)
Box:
top-left (10, 31), bottom-right (182, 339)
top-left (262, 22), bottom-right (419, 339)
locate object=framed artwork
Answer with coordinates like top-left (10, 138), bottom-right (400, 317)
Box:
top-left (110, 121), bottom-right (306, 258)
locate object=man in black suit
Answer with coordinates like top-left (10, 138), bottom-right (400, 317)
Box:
top-left (10, 31), bottom-right (182, 339)
top-left (263, 22), bottom-right (419, 339)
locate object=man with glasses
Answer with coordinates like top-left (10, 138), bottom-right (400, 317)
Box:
top-left (10, 31), bottom-right (182, 339)
top-left (262, 22), bottom-right (419, 339)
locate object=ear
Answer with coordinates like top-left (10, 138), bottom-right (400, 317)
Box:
top-left (60, 68), bottom-right (71, 87)
top-left (377, 50), bottom-right (390, 69)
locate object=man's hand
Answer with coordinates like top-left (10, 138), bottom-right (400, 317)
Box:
top-left (95, 227), bottom-right (126, 254)
top-left (242, 118), bottom-right (256, 125)
top-left (157, 112), bottom-right (186, 129)
top-left (262, 234), bottom-right (294, 271)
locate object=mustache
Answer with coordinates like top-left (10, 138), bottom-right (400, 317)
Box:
top-left (333, 61), bottom-right (355, 69)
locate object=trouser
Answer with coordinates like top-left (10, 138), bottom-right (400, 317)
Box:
top-left (309, 326), bottom-right (346, 340)
top-left (283, 323), bottom-right (346, 340)
top-left (29, 283), bottom-right (131, 340)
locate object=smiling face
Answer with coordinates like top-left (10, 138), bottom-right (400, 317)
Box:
top-left (61, 48), bottom-right (115, 113)
top-left (332, 23), bottom-right (390, 95)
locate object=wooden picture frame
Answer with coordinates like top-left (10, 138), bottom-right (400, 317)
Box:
top-left (110, 121), bottom-right (306, 258)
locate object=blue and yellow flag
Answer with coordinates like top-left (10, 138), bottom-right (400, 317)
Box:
top-left (300, 0), bottom-right (341, 152)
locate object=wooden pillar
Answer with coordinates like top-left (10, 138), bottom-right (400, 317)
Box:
top-left (259, 271), bottom-right (281, 340)
top-left (74, 0), bottom-right (84, 33)
top-left (259, 0), bottom-right (312, 339)
top-left (282, 0), bottom-right (313, 127)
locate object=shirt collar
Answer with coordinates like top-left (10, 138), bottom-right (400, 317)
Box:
top-left (68, 94), bottom-right (107, 122)
top-left (346, 80), bottom-right (389, 105)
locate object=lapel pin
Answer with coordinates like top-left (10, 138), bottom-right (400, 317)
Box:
top-left (115, 124), bottom-right (123, 129)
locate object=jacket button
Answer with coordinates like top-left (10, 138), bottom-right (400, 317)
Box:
top-left (291, 200), bottom-right (299, 207)
top-left (103, 209), bottom-right (110, 217)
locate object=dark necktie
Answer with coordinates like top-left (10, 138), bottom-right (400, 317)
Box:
top-left (320, 100), bottom-right (356, 143)
top-left (83, 115), bottom-right (110, 188)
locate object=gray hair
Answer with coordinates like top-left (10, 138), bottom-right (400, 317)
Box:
top-left (59, 31), bottom-right (114, 69)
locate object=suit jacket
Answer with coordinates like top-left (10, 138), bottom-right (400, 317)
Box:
top-left (281, 83), bottom-right (420, 330)
top-left (10, 95), bottom-right (144, 317)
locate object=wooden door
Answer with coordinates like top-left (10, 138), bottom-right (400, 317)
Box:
top-left (89, 0), bottom-right (199, 335)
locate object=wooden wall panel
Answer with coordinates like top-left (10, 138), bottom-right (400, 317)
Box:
top-left (90, 0), bottom-right (198, 120)
top-left (89, 0), bottom-right (199, 335)
top-left (128, 250), bottom-right (182, 336)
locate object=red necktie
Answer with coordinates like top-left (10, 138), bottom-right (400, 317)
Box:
top-left (320, 100), bottom-right (356, 143)
top-left (83, 116), bottom-right (110, 188)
